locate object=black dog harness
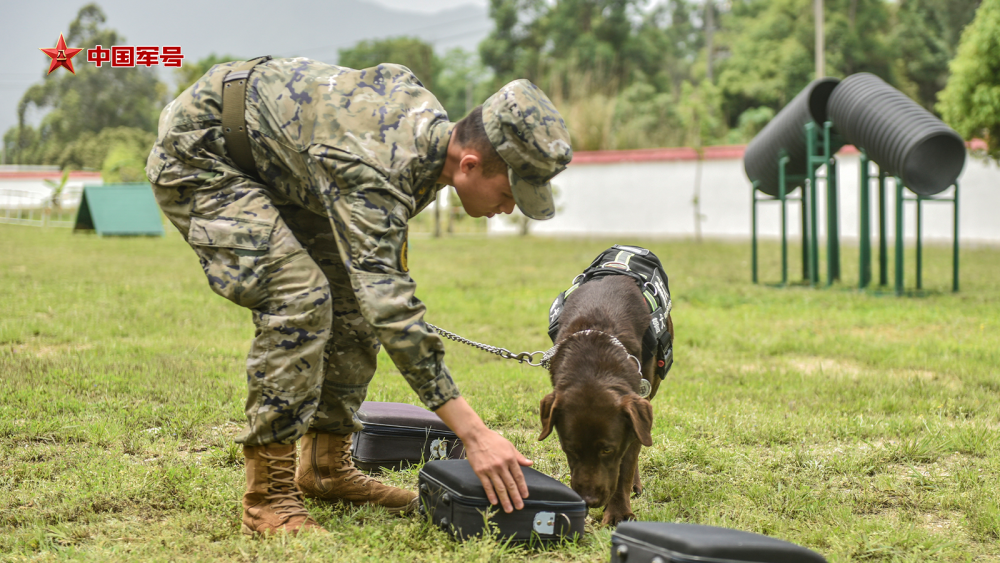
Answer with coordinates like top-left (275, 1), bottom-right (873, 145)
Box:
top-left (547, 245), bottom-right (674, 380)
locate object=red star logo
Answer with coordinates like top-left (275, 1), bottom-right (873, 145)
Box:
top-left (39, 33), bottom-right (83, 75)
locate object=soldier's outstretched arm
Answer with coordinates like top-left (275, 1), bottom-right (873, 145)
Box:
top-left (435, 396), bottom-right (532, 513)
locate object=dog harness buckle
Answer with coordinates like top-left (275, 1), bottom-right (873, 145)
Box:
top-left (639, 379), bottom-right (651, 398)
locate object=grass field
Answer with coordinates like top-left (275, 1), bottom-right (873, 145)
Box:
top-left (1, 223), bottom-right (999, 562)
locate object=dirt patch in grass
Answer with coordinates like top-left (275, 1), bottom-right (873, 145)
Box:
top-left (787, 356), bottom-right (863, 377)
top-left (9, 341), bottom-right (94, 358)
top-left (784, 355), bottom-right (963, 391)
top-left (920, 512), bottom-right (960, 535)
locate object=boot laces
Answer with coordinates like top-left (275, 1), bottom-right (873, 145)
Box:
top-left (333, 446), bottom-right (376, 486)
top-left (261, 452), bottom-right (311, 519)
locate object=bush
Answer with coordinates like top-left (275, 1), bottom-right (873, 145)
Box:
top-left (101, 141), bottom-right (150, 183)
top-left (59, 126), bottom-right (155, 172)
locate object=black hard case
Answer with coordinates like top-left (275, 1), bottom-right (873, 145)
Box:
top-left (350, 402), bottom-right (465, 471)
top-left (419, 459), bottom-right (587, 542)
top-left (611, 522), bottom-right (827, 563)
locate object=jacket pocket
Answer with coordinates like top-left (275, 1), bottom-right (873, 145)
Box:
top-left (145, 145), bottom-right (169, 184)
top-left (188, 215), bottom-right (274, 251)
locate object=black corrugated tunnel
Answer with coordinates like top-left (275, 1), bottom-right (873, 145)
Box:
top-left (744, 77), bottom-right (841, 196)
top-left (826, 73), bottom-right (966, 196)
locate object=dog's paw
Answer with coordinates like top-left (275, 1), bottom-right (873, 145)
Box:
top-left (601, 510), bottom-right (636, 526)
top-left (631, 483), bottom-right (643, 497)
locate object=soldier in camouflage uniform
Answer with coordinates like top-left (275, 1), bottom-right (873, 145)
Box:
top-left (146, 56), bottom-right (572, 536)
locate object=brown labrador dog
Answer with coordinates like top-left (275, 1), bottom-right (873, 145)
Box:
top-left (538, 274), bottom-right (672, 525)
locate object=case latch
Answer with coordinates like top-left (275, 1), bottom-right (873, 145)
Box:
top-left (429, 438), bottom-right (449, 460)
top-left (532, 511), bottom-right (556, 535)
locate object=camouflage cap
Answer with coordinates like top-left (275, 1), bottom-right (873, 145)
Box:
top-left (482, 79), bottom-right (572, 220)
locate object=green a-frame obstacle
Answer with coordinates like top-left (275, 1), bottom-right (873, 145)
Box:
top-left (73, 183), bottom-right (165, 237)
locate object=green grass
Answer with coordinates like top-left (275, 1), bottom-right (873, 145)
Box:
top-left (1, 223), bottom-right (998, 562)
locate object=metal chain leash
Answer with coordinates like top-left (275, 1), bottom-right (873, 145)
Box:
top-left (426, 323), bottom-right (650, 396)
top-left (426, 323), bottom-right (551, 368)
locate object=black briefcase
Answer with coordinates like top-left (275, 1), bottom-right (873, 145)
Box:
top-left (611, 522), bottom-right (827, 563)
top-left (419, 459), bottom-right (587, 542)
top-left (350, 401), bottom-right (465, 471)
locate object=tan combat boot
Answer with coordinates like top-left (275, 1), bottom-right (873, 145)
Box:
top-left (242, 443), bottom-right (326, 536)
top-left (296, 430), bottom-right (419, 514)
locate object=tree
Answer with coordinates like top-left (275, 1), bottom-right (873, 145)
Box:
top-left (55, 126), bottom-right (155, 171)
top-left (434, 48), bottom-right (493, 120)
top-left (4, 4), bottom-right (165, 167)
top-left (678, 80), bottom-right (724, 241)
top-left (101, 141), bottom-right (148, 183)
top-left (609, 81), bottom-right (685, 149)
top-left (338, 37), bottom-right (439, 91)
top-left (471, 0), bottom-right (986, 151)
top-left (478, 0), bottom-right (713, 149)
top-left (479, 0), bottom-right (547, 88)
top-left (716, 0), bottom-right (895, 124)
top-left (937, 0), bottom-right (1000, 162)
top-left (893, 0), bottom-right (980, 111)
top-left (481, 0), bottom-right (681, 99)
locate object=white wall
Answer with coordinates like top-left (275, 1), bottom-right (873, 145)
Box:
top-left (488, 153), bottom-right (1000, 244)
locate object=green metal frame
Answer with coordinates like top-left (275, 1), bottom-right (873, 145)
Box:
top-left (751, 154), bottom-right (806, 286)
top-left (857, 159), bottom-right (959, 294)
top-left (859, 152), bottom-right (872, 288)
top-left (896, 181), bottom-right (961, 295)
top-left (805, 121), bottom-right (842, 286)
top-left (752, 122), bottom-right (842, 287)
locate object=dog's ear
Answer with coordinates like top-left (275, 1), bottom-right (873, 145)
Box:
top-left (622, 394), bottom-right (654, 447)
top-left (538, 392), bottom-right (558, 441)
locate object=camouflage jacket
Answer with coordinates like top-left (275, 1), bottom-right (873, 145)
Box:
top-left (154, 57), bottom-right (460, 410)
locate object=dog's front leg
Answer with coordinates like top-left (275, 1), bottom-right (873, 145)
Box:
top-left (601, 440), bottom-right (643, 525)
top-left (632, 461), bottom-right (643, 496)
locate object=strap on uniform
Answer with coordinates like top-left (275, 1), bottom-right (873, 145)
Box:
top-left (222, 56), bottom-right (272, 177)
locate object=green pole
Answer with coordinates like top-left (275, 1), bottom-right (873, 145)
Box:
top-left (859, 152), bottom-right (870, 288)
top-left (805, 123), bottom-right (820, 285)
top-left (895, 177), bottom-right (904, 296)
top-left (826, 158), bottom-right (840, 285)
top-left (811, 177), bottom-right (820, 284)
top-left (804, 123), bottom-right (815, 284)
top-left (779, 156), bottom-right (789, 286)
top-left (878, 169), bottom-right (888, 286)
top-left (916, 195), bottom-right (923, 290)
top-left (752, 182), bottom-right (758, 284)
top-left (825, 123), bottom-right (840, 283)
top-left (953, 183), bottom-right (960, 292)
top-left (802, 172), bottom-right (810, 281)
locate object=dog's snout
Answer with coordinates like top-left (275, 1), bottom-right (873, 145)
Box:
top-left (573, 481), bottom-right (607, 507)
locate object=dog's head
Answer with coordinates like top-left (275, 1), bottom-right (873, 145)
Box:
top-left (538, 337), bottom-right (654, 508)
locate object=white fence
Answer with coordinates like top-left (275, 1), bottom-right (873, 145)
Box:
top-left (0, 169), bottom-right (97, 228)
top-left (487, 147), bottom-right (1000, 245)
top-left (0, 183), bottom-right (86, 228)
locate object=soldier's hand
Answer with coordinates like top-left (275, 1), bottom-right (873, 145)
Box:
top-left (464, 427), bottom-right (532, 513)
top-left (435, 397), bottom-right (533, 513)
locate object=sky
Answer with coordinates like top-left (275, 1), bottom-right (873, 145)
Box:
top-left (0, 0), bottom-right (492, 155)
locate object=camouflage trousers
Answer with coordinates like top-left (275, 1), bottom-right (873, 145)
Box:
top-left (149, 136), bottom-right (378, 446)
